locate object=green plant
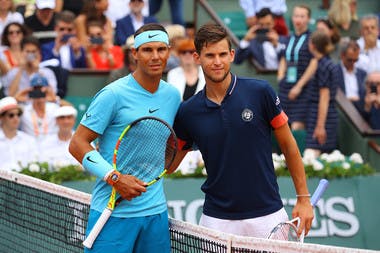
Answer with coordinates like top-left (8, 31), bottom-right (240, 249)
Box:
top-left (19, 162), bottom-right (95, 184)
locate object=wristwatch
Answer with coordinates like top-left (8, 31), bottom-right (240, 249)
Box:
top-left (106, 171), bottom-right (121, 186)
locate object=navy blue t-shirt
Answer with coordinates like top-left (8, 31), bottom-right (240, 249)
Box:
top-left (174, 74), bottom-right (287, 220)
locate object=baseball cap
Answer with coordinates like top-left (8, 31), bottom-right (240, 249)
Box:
top-left (36, 0), bottom-right (56, 9)
top-left (54, 106), bottom-right (78, 118)
top-left (0, 97), bottom-right (23, 115)
top-left (30, 74), bottom-right (49, 87)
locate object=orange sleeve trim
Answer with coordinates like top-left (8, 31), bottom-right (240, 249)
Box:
top-left (178, 138), bottom-right (188, 151)
top-left (271, 111), bottom-right (288, 129)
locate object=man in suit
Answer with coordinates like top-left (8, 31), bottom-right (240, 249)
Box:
top-left (337, 40), bottom-right (367, 114)
top-left (234, 8), bottom-right (287, 71)
top-left (41, 10), bottom-right (86, 70)
top-left (115, 0), bottom-right (158, 46)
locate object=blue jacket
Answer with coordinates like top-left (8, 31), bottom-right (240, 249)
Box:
top-left (115, 14), bottom-right (158, 46)
top-left (336, 65), bottom-right (367, 116)
top-left (234, 36), bottom-right (288, 69)
top-left (41, 41), bottom-right (87, 69)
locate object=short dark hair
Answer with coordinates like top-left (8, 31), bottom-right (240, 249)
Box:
top-left (256, 8), bottom-right (273, 19)
top-left (55, 10), bottom-right (76, 24)
top-left (21, 36), bottom-right (40, 51)
top-left (340, 39), bottom-right (360, 55)
top-left (310, 30), bottom-right (333, 55)
top-left (134, 23), bottom-right (167, 38)
top-left (194, 23), bottom-right (231, 54)
top-left (1, 22), bottom-right (29, 46)
top-left (294, 4), bottom-right (311, 18)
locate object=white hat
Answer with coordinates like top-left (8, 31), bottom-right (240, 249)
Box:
top-left (54, 106), bottom-right (78, 118)
top-left (0, 97), bottom-right (22, 115)
top-left (36, 0), bottom-right (56, 9)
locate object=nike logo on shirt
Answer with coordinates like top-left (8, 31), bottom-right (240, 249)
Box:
top-left (149, 108), bottom-right (159, 113)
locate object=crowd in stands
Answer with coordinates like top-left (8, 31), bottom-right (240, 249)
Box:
top-left (0, 0), bottom-right (204, 173)
top-left (0, 0), bottom-right (379, 171)
top-left (236, 0), bottom-right (380, 158)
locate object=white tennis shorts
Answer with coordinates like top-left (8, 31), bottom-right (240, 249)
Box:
top-left (199, 207), bottom-right (288, 238)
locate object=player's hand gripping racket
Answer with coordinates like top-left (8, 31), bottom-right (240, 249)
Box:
top-left (268, 179), bottom-right (329, 242)
top-left (83, 116), bottom-right (178, 249)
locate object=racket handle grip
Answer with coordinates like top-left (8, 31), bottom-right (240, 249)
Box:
top-left (83, 208), bottom-right (112, 249)
top-left (310, 179), bottom-right (329, 206)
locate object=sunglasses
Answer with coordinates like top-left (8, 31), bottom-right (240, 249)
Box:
top-left (179, 50), bottom-right (195, 55)
top-left (4, 112), bottom-right (22, 119)
top-left (8, 30), bottom-right (22, 35)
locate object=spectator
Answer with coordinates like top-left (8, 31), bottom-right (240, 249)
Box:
top-left (337, 40), bottom-right (366, 114)
top-left (107, 35), bottom-right (137, 83)
top-left (14, 0), bottom-right (36, 18)
top-left (85, 20), bottom-right (124, 70)
top-left (0, 22), bottom-right (29, 72)
top-left (234, 8), bottom-right (287, 71)
top-left (0, 96), bottom-right (38, 171)
top-left (167, 38), bottom-right (205, 101)
top-left (24, 0), bottom-right (56, 44)
top-left (19, 73), bottom-right (59, 142)
top-left (2, 36), bottom-right (57, 97)
top-left (38, 105), bottom-right (79, 167)
top-left (56, 0), bottom-right (84, 16)
top-left (105, 0), bottom-right (149, 28)
top-left (75, 0), bottom-right (113, 47)
top-left (328, 0), bottom-right (360, 40)
top-left (316, 18), bottom-right (341, 62)
top-left (277, 5), bottom-right (316, 130)
top-left (0, 0), bottom-right (24, 40)
top-left (239, 0), bottom-right (288, 36)
top-left (164, 24), bottom-right (185, 72)
top-left (356, 15), bottom-right (380, 74)
top-left (114, 0), bottom-right (158, 46)
top-left (362, 71), bottom-right (380, 129)
top-left (149, 0), bottom-right (184, 25)
top-left (184, 21), bottom-right (195, 40)
top-left (305, 30), bottom-right (339, 157)
top-left (41, 10), bottom-right (87, 70)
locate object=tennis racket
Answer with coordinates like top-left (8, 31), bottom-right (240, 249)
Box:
top-left (268, 179), bottom-right (329, 242)
top-left (83, 116), bottom-right (178, 249)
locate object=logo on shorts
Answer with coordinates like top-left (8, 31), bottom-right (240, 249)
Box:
top-left (241, 108), bottom-right (253, 122)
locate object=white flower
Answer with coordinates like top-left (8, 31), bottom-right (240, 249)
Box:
top-left (349, 153), bottom-right (363, 164)
top-left (303, 149), bottom-right (318, 165)
top-left (273, 160), bottom-right (281, 171)
top-left (28, 163), bottom-right (40, 172)
top-left (312, 160), bottom-right (324, 171)
top-left (202, 167), bottom-right (207, 176)
top-left (342, 162), bottom-right (351, 170)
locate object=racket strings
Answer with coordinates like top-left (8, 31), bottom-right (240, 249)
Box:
top-left (269, 223), bottom-right (299, 241)
top-left (115, 118), bottom-right (175, 182)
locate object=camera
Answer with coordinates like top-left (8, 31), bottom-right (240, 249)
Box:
top-left (26, 53), bottom-right (37, 62)
top-left (61, 34), bottom-right (74, 43)
top-left (90, 36), bottom-right (104, 45)
top-left (370, 84), bottom-right (377, 94)
top-left (28, 88), bottom-right (46, 98)
top-left (256, 28), bottom-right (269, 35)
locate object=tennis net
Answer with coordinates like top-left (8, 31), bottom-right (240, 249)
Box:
top-left (0, 170), bottom-right (376, 253)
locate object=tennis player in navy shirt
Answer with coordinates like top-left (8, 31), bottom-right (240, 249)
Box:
top-left (172, 23), bottom-right (314, 239)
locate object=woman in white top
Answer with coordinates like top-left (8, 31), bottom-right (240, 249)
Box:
top-left (0, 96), bottom-right (37, 172)
top-left (167, 38), bottom-right (205, 101)
top-left (0, 0), bottom-right (24, 41)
